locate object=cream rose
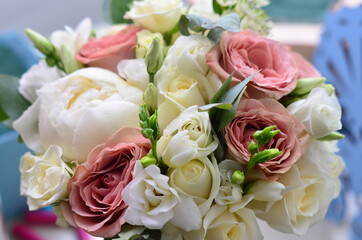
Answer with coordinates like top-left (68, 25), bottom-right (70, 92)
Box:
top-left (125, 0), bottom-right (183, 33)
top-left (13, 68), bottom-right (143, 163)
top-left (191, 204), bottom-right (263, 240)
top-left (167, 154), bottom-right (220, 216)
top-left (287, 87), bottom-right (342, 138)
top-left (19, 60), bottom-right (65, 103)
top-left (20, 145), bottom-right (72, 211)
top-left (122, 161), bottom-right (201, 231)
top-left (256, 140), bottom-right (345, 235)
top-left (156, 66), bottom-right (221, 129)
top-left (157, 106), bottom-right (218, 167)
top-left (164, 35), bottom-right (214, 75)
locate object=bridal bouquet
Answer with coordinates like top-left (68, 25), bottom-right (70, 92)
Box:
top-left (0, 0), bottom-right (345, 239)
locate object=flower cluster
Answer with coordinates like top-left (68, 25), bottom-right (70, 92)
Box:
top-left (4, 0), bottom-right (345, 239)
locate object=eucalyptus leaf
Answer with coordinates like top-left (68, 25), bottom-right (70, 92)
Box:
top-left (179, 13), bottom-right (240, 36)
top-left (207, 27), bottom-right (225, 42)
top-left (0, 75), bottom-right (30, 126)
top-left (103, 0), bottom-right (135, 24)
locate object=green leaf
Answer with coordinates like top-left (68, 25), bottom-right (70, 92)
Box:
top-left (0, 75), bottom-right (30, 126)
top-left (212, 0), bottom-right (224, 15)
top-left (179, 13), bottom-right (240, 36)
top-left (209, 72), bottom-right (233, 120)
top-left (102, 0), bottom-right (135, 24)
top-left (199, 103), bottom-right (232, 112)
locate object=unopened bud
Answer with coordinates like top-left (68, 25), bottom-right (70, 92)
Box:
top-left (145, 37), bottom-right (164, 78)
top-left (143, 83), bottom-right (158, 114)
top-left (26, 28), bottom-right (55, 56)
top-left (141, 154), bottom-right (157, 168)
top-left (142, 128), bottom-right (154, 139)
top-left (231, 170), bottom-right (245, 185)
top-left (322, 84), bottom-right (335, 96)
top-left (252, 149), bottom-right (282, 164)
top-left (253, 125), bottom-right (279, 146)
top-left (317, 131), bottom-right (345, 141)
top-left (248, 140), bottom-right (258, 155)
top-left (60, 44), bottom-right (81, 74)
top-left (290, 77), bottom-right (326, 96)
top-left (136, 30), bottom-right (164, 59)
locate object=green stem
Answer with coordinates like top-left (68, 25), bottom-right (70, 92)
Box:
top-left (149, 74), bottom-right (155, 84)
top-left (151, 139), bottom-right (158, 163)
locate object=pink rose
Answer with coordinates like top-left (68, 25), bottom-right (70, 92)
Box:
top-left (224, 98), bottom-right (309, 180)
top-left (291, 51), bottom-right (322, 78)
top-left (206, 30), bottom-right (298, 100)
top-left (61, 128), bottom-right (150, 238)
top-left (76, 25), bottom-right (143, 72)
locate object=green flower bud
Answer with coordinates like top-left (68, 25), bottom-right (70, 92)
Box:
top-left (253, 125), bottom-right (279, 146)
top-left (317, 131), bottom-right (345, 141)
top-left (290, 77), bottom-right (326, 96)
top-left (145, 37), bottom-right (164, 79)
top-left (60, 44), bottom-right (82, 74)
top-left (322, 84), bottom-right (335, 96)
top-left (26, 28), bottom-right (55, 56)
top-left (45, 56), bottom-right (57, 67)
top-left (141, 154), bottom-right (157, 168)
top-left (136, 30), bottom-right (164, 59)
top-left (142, 128), bottom-right (154, 139)
top-left (231, 170), bottom-right (245, 185)
top-left (248, 140), bottom-right (258, 155)
top-left (139, 104), bottom-right (149, 122)
top-left (149, 112), bottom-right (159, 139)
top-left (252, 149), bottom-right (282, 164)
top-left (143, 83), bottom-right (158, 114)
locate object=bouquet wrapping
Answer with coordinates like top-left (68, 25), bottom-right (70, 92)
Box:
top-left (0, 0), bottom-right (345, 239)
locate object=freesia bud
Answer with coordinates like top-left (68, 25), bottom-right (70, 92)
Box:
top-left (317, 131), bottom-right (345, 141)
top-left (248, 140), bottom-right (258, 155)
top-left (141, 154), bottom-right (157, 168)
top-left (231, 170), bottom-right (245, 185)
top-left (322, 84), bottom-right (335, 96)
top-left (253, 125), bottom-right (279, 146)
top-left (60, 44), bottom-right (81, 74)
top-left (252, 149), bottom-right (282, 164)
top-left (26, 28), bottom-right (55, 56)
top-left (136, 30), bottom-right (164, 59)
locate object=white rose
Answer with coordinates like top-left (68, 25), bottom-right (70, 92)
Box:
top-left (164, 35), bottom-right (214, 75)
top-left (186, 204), bottom-right (263, 240)
top-left (168, 154), bottom-right (220, 216)
top-left (50, 17), bottom-right (92, 56)
top-left (122, 161), bottom-right (201, 231)
top-left (19, 60), bottom-right (65, 103)
top-left (125, 0), bottom-right (183, 33)
top-left (157, 106), bottom-right (218, 167)
top-left (117, 58), bottom-right (149, 91)
top-left (13, 68), bottom-right (143, 163)
top-left (256, 140), bottom-right (345, 235)
top-left (156, 66), bottom-right (221, 129)
top-left (19, 145), bottom-right (72, 211)
top-left (287, 87), bottom-right (342, 138)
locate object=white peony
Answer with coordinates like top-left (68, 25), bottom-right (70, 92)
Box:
top-left (157, 106), bottom-right (218, 167)
top-left (287, 87), bottom-right (342, 138)
top-left (19, 145), bottom-right (72, 211)
top-left (13, 68), bottom-right (143, 163)
top-left (256, 140), bottom-right (345, 235)
top-left (125, 0), bottom-right (183, 33)
top-left (164, 35), bottom-right (214, 75)
top-left (167, 154), bottom-right (220, 217)
top-left (19, 60), bottom-right (64, 103)
top-left (117, 58), bottom-right (149, 91)
top-left (122, 161), bottom-right (201, 231)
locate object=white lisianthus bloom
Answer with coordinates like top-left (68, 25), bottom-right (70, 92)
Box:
top-left (13, 68), bottom-right (143, 163)
top-left (125, 0), bottom-right (183, 33)
top-left (256, 140), bottom-right (345, 235)
top-left (122, 161), bottom-right (201, 231)
top-left (164, 35), bottom-right (214, 75)
top-left (19, 145), bottom-right (72, 211)
top-left (287, 87), bottom-right (342, 138)
top-left (157, 106), bottom-right (218, 167)
top-left (50, 17), bottom-right (92, 57)
top-left (188, 0), bottom-right (219, 22)
top-left (184, 204), bottom-right (263, 240)
top-left (168, 154), bottom-right (220, 216)
top-left (19, 60), bottom-right (65, 103)
top-left (156, 66), bottom-right (221, 129)
top-left (117, 58), bottom-right (149, 91)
